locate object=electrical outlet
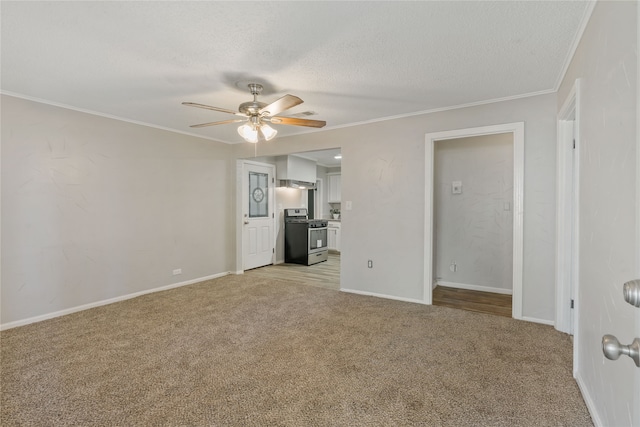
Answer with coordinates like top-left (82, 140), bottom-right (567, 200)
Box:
top-left (172, 268), bottom-right (182, 276)
top-left (449, 261), bottom-right (457, 273)
top-left (367, 260), bottom-right (373, 268)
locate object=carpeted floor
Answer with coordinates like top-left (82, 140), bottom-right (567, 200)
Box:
top-left (1, 274), bottom-right (592, 426)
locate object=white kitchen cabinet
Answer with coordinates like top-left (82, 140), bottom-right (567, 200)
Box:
top-left (327, 173), bottom-right (341, 203)
top-left (328, 221), bottom-right (341, 252)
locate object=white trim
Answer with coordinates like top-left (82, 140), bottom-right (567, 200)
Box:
top-left (635, 7), bottom-right (640, 425)
top-left (436, 281), bottom-right (513, 296)
top-left (424, 122), bottom-right (524, 320)
top-left (0, 272), bottom-right (230, 331)
top-left (555, 80), bottom-right (580, 337)
top-left (553, 1), bottom-right (597, 91)
top-left (0, 91), bottom-right (226, 143)
top-left (340, 288), bottom-right (425, 305)
top-left (556, 79), bottom-right (582, 378)
top-left (576, 372), bottom-right (604, 427)
top-left (520, 316), bottom-right (555, 326)
top-left (424, 135), bottom-right (435, 306)
top-left (323, 90), bottom-right (555, 134)
top-left (0, 88), bottom-right (2, 330)
top-left (235, 160), bottom-right (244, 273)
top-left (1, 88), bottom-right (555, 146)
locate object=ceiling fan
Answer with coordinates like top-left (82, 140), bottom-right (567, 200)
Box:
top-left (183, 83), bottom-right (326, 143)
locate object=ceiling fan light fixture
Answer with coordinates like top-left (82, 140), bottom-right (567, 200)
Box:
top-left (237, 123), bottom-right (258, 143)
top-left (260, 124), bottom-right (278, 141)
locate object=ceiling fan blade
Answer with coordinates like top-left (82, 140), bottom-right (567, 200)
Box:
top-left (190, 118), bottom-right (246, 128)
top-left (259, 94), bottom-right (303, 116)
top-left (182, 102), bottom-right (246, 117)
top-left (270, 116), bottom-right (326, 128)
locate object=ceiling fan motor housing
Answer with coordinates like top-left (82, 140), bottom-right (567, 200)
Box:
top-left (239, 101), bottom-right (267, 116)
top-left (239, 83), bottom-right (266, 116)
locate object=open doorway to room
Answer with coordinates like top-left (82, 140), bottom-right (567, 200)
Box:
top-left (239, 148), bottom-right (342, 292)
top-left (432, 134), bottom-right (514, 317)
top-left (424, 123), bottom-right (524, 320)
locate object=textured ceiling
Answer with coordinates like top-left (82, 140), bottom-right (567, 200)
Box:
top-left (1, 1), bottom-right (591, 144)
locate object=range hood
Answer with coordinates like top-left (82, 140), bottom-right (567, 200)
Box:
top-left (276, 155), bottom-right (317, 189)
top-left (278, 179), bottom-right (316, 190)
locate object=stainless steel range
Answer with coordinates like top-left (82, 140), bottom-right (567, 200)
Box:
top-left (284, 208), bottom-right (328, 265)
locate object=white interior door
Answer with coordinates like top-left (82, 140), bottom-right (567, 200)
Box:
top-left (242, 162), bottom-right (275, 270)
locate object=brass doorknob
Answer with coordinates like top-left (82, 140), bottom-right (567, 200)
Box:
top-left (602, 335), bottom-right (640, 367)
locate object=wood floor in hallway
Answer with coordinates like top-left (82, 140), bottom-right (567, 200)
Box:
top-left (432, 286), bottom-right (512, 317)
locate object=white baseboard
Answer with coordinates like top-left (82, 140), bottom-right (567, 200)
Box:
top-left (575, 371), bottom-right (602, 427)
top-left (436, 281), bottom-right (513, 295)
top-left (520, 316), bottom-right (555, 326)
top-left (340, 288), bottom-right (425, 305)
top-left (0, 272), bottom-right (230, 331)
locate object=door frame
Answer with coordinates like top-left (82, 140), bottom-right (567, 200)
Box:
top-left (635, 8), bottom-right (640, 423)
top-left (235, 159), bottom-right (276, 273)
top-left (424, 122), bottom-right (524, 320)
top-left (555, 80), bottom-right (581, 344)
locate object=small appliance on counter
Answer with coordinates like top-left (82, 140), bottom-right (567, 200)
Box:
top-left (284, 208), bottom-right (328, 265)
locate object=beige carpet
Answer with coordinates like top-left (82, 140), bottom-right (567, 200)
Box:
top-left (1, 274), bottom-right (592, 426)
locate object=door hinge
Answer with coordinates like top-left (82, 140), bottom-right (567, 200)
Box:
top-left (272, 177), bottom-right (274, 183)
top-left (272, 248), bottom-right (275, 253)
top-left (571, 299), bottom-right (574, 309)
top-left (573, 139), bottom-right (576, 149)
top-left (272, 212), bottom-right (274, 218)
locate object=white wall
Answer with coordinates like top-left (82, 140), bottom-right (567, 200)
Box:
top-left (434, 134), bottom-right (513, 292)
top-left (1, 95), bottom-right (235, 327)
top-left (557, 2), bottom-right (638, 426)
top-left (235, 92), bottom-right (557, 321)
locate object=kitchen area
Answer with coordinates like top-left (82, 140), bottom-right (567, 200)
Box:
top-left (243, 149), bottom-right (342, 289)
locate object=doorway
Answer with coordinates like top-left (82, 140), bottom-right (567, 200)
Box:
top-left (424, 123), bottom-right (525, 319)
top-left (556, 80), bottom-right (580, 338)
top-left (432, 133), bottom-right (514, 316)
top-left (235, 149), bottom-right (341, 283)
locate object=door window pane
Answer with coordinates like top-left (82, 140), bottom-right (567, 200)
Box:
top-left (249, 172), bottom-right (268, 218)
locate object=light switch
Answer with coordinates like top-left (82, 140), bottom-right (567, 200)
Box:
top-left (503, 202), bottom-right (511, 211)
top-left (452, 181), bottom-right (462, 194)
top-left (345, 201), bottom-right (352, 210)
